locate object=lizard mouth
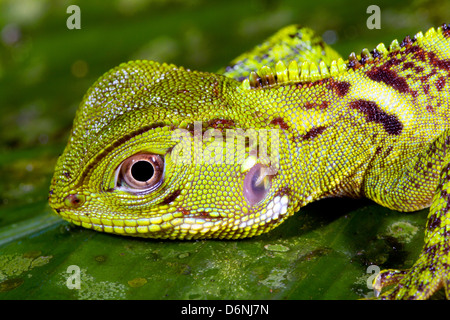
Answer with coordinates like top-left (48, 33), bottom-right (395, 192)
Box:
top-left (55, 208), bottom-right (226, 239)
top-left (53, 193), bottom-right (290, 240)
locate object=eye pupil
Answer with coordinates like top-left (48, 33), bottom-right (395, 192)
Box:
top-left (131, 161), bottom-right (155, 182)
top-left (117, 153), bottom-right (164, 193)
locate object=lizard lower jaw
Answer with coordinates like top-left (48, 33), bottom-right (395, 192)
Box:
top-left (53, 194), bottom-right (290, 240)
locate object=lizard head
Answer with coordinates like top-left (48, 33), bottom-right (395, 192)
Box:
top-left (49, 60), bottom-right (295, 239)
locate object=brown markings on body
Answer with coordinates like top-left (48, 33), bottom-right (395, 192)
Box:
top-left (303, 100), bottom-right (329, 110)
top-left (404, 45), bottom-right (426, 62)
top-left (349, 100), bottom-right (403, 135)
top-left (384, 57), bottom-right (403, 68)
top-left (301, 126), bottom-right (327, 140)
top-left (384, 146), bottom-right (393, 158)
top-left (304, 102), bottom-right (315, 110)
top-left (420, 69), bottom-right (438, 83)
top-left (207, 118), bottom-right (236, 130)
top-left (415, 66), bottom-right (424, 73)
top-left (402, 62), bottom-right (415, 70)
top-left (374, 147), bottom-right (383, 155)
top-left (270, 117), bottom-right (289, 130)
top-left (426, 105), bottom-right (435, 113)
top-left (428, 51), bottom-right (450, 71)
top-left (320, 101), bottom-right (329, 109)
top-left (403, 59), bottom-right (424, 73)
top-left (326, 79), bottom-right (351, 97)
top-left (428, 214), bottom-right (441, 231)
top-left (387, 50), bottom-right (400, 58)
top-left (436, 76), bottom-right (446, 91)
top-left (366, 58), bottom-right (410, 94)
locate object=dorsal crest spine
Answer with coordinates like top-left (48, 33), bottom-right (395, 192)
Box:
top-left (242, 24), bottom-right (449, 90)
top-left (242, 58), bottom-right (347, 90)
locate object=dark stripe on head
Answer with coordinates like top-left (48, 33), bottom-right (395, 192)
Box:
top-left (78, 122), bottom-right (168, 185)
top-left (161, 189), bottom-right (182, 205)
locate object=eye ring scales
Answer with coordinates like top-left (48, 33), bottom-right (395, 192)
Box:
top-left (118, 153), bottom-right (164, 192)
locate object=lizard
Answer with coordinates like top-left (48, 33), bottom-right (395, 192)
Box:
top-left (48, 24), bottom-right (450, 299)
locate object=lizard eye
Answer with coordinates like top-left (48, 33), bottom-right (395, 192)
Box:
top-left (117, 154), bottom-right (164, 192)
top-left (243, 163), bottom-right (272, 206)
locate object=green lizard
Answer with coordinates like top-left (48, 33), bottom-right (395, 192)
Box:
top-left (48, 24), bottom-right (450, 299)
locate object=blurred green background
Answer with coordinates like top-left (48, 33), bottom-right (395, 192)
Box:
top-left (0, 0), bottom-right (448, 299)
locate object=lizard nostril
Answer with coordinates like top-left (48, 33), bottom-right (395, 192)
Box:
top-left (64, 193), bottom-right (85, 208)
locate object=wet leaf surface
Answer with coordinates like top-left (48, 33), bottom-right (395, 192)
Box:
top-left (0, 0), bottom-right (447, 300)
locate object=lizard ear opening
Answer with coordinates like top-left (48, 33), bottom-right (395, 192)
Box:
top-left (243, 163), bottom-right (272, 206)
top-left (116, 153), bottom-right (164, 193)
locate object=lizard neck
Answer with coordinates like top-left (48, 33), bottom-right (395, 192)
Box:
top-left (246, 73), bottom-right (402, 209)
top-left (236, 25), bottom-right (450, 211)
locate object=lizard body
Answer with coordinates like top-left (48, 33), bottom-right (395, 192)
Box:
top-left (49, 24), bottom-right (450, 299)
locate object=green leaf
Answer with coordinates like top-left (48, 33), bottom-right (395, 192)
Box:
top-left (0, 194), bottom-right (429, 299)
top-left (0, 0), bottom-right (446, 300)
